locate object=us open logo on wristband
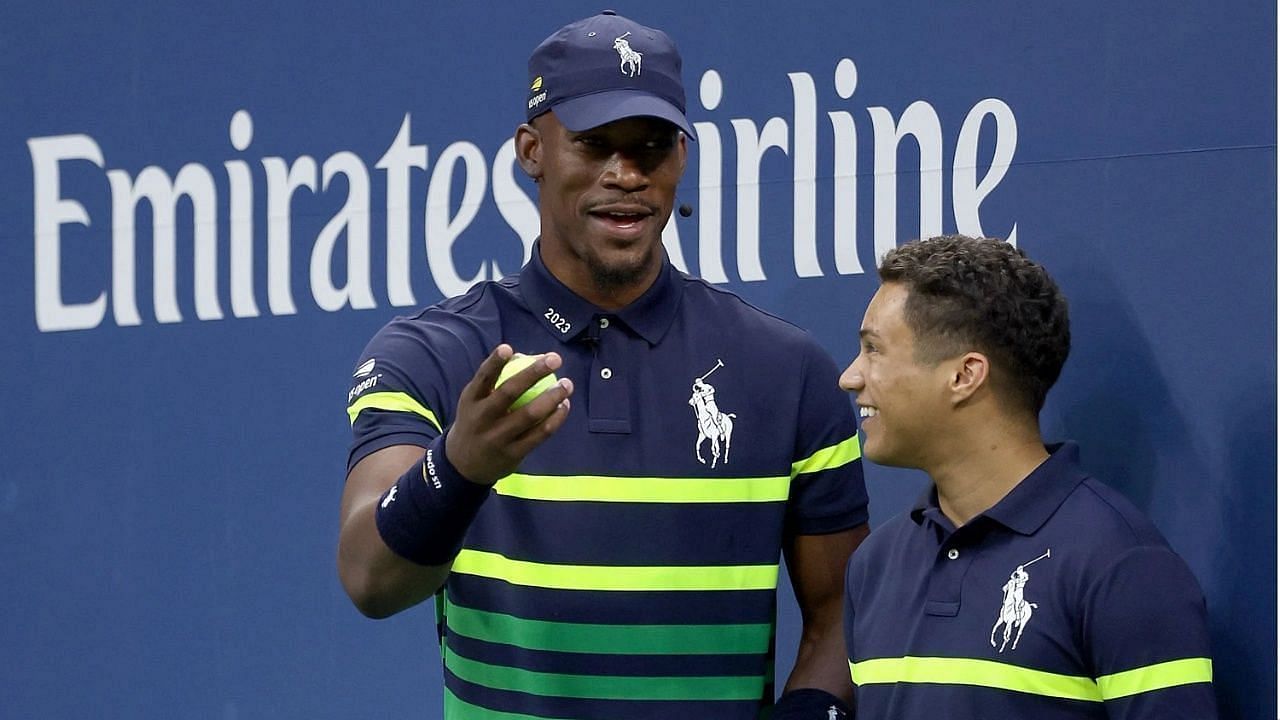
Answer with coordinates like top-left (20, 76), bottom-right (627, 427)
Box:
top-left (380, 485), bottom-right (398, 508)
top-left (424, 448), bottom-right (443, 490)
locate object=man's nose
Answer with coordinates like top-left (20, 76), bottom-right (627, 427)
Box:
top-left (838, 357), bottom-right (864, 392)
top-left (602, 152), bottom-right (649, 191)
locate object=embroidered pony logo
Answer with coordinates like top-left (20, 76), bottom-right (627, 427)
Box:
top-left (613, 32), bottom-right (642, 77)
top-left (990, 549), bottom-right (1051, 652)
top-left (689, 360), bottom-right (735, 468)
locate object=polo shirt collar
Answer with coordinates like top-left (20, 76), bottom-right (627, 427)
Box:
top-left (910, 442), bottom-right (1088, 536)
top-left (519, 239), bottom-right (683, 346)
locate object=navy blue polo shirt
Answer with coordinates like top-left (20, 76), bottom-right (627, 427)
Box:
top-left (844, 443), bottom-right (1216, 719)
top-left (347, 242), bottom-right (868, 720)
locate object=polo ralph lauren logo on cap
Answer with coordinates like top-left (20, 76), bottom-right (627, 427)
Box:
top-left (613, 32), bottom-right (642, 77)
top-left (525, 11), bottom-right (696, 139)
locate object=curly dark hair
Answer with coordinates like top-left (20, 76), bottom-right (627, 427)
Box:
top-left (878, 235), bottom-right (1070, 413)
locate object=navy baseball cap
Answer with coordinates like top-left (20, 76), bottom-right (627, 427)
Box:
top-left (526, 11), bottom-right (696, 139)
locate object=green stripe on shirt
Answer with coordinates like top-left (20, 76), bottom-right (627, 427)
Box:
top-left (445, 651), bottom-right (766, 701)
top-left (445, 601), bottom-right (773, 655)
top-left (347, 391), bottom-right (442, 431)
top-left (451, 549), bottom-right (779, 592)
top-left (791, 435), bottom-right (861, 477)
top-left (850, 656), bottom-right (1102, 701)
top-left (494, 473), bottom-right (791, 503)
top-left (850, 655), bottom-right (1215, 702)
top-left (1095, 657), bottom-right (1213, 699)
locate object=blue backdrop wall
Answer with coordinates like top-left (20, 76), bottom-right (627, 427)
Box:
top-left (1, 1), bottom-right (1274, 717)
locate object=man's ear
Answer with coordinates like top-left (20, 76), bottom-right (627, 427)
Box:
top-left (949, 351), bottom-right (990, 405)
top-left (515, 123), bottom-right (542, 180)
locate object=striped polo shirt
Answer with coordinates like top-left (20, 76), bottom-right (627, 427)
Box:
top-left (844, 443), bottom-right (1216, 719)
top-left (347, 243), bottom-right (868, 719)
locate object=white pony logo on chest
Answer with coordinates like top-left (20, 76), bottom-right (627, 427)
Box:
top-left (689, 360), bottom-right (736, 468)
top-left (990, 548), bottom-right (1051, 652)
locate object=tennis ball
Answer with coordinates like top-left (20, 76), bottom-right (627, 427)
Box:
top-left (495, 353), bottom-right (558, 410)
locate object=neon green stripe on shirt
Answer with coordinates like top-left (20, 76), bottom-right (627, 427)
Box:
top-left (445, 601), bottom-right (773, 655)
top-left (1095, 657), bottom-right (1213, 699)
top-left (451, 549), bottom-right (779, 592)
top-left (849, 656), bottom-right (1103, 702)
top-left (445, 652), bottom-right (765, 701)
top-left (791, 435), bottom-right (861, 477)
top-left (494, 473), bottom-right (791, 503)
top-left (347, 391), bottom-right (442, 431)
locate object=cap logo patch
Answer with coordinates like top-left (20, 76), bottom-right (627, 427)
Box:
top-left (530, 76), bottom-right (543, 91)
top-left (613, 32), bottom-right (642, 77)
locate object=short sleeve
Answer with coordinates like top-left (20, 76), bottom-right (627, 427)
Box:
top-left (784, 339), bottom-right (869, 535)
top-left (345, 311), bottom-right (489, 472)
top-left (1083, 545), bottom-right (1218, 719)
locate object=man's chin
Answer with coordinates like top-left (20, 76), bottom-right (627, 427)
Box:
top-left (586, 245), bottom-right (661, 288)
top-left (863, 444), bottom-right (904, 469)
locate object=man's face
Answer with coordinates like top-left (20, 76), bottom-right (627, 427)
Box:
top-left (522, 111), bottom-right (686, 293)
top-left (839, 282), bottom-right (952, 468)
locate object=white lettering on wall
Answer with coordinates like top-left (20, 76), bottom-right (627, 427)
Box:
top-left (869, 100), bottom-right (944, 265)
top-left (26, 59), bottom-right (1019, 331)
top-left (953, 98), bottom-right (1019, 246)
top-left (376, 114), bottom-right (428, 307)
top-left (425, 141), bottom-right (487, 299)
top-left (105, 162), bottom-right (220, 325)
top-left (30, 134), bottom-right (108, 332)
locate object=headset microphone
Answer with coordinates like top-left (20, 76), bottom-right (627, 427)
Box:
top-left (678, 203), bottom-right (693, 218)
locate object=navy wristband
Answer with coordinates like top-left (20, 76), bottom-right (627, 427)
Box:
top-left (772, 688), bottom-right (851, 719)
top-left (374, 433), bottom-right (491, 566)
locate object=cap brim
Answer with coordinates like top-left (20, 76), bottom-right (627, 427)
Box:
top-left (551, 90), bottom-right (697, 140)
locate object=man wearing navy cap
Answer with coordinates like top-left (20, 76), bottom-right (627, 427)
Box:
top-left (339, 12), bottom-right (869, 719)
top-left (840, 235), bottom-right (1217, 718)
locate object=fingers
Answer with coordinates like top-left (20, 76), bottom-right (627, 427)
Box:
top-left (489, 351), bottom-right (568, 413)
top-left (449, 346), bottom-right (574, 485)
top-left (463, 344), bottom-right (515, 402)
top-left (507, 383), bottom-right (573, 457)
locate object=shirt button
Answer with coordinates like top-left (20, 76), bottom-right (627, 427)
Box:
top-left (598, 317), bottom-right (610, 329)
top-left (946, 548), bottom-right (960, 560)
top-left (600, 367), bottom-right (613, 379)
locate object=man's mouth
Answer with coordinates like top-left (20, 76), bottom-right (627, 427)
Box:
top-left (597, 212), bottom-right (645, 228)
top-left (589, 204), bottom-right (654, 231)
top-left (858, 406), bottom-right (879, 419)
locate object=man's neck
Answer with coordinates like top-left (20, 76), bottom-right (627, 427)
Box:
top-left (927, 418), bottom-right (1049, 527)
top-left (537, 241), bottom-right (663, 311)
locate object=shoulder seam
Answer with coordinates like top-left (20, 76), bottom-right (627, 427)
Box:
top-left (1075, 478), bottom-right (1145, 544)
top-left (677, 273), bottom-right (814, 337)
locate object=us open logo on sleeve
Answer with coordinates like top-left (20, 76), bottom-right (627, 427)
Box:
top-left (349, 358), bottom-right (382, 402)
top-left (990, 549), bottom-right (1051, 652)
top-left (353, 358), bottom-right (376, 377)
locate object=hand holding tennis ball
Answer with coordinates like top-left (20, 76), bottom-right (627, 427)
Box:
top-left (495, 353), bottom-right (559, 410)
